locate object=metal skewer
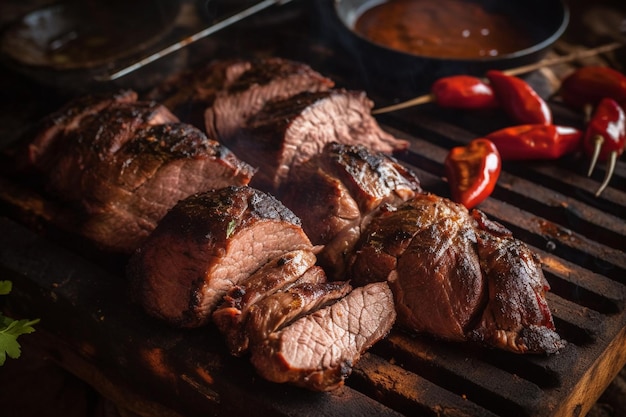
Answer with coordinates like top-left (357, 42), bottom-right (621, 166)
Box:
top-left (372, 41), bottom-right (625, 115)
top-left (96, 0), bottom-right (293, 82)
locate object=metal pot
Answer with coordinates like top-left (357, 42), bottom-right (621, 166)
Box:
top-left (317, 0), bottom-right (569, 99)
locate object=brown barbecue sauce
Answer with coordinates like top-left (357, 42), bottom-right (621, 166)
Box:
top-left (354, 0), bottom-right (534, 59)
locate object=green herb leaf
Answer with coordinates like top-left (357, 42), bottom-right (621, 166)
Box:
top-left (0, 280), bottom-right (39, 366)
top-left (226, 220), bottom-right (237, 239)
top-left (0, 318), bottom-right (39, 366)
top-left (0, 280), bottom-right (11, 296)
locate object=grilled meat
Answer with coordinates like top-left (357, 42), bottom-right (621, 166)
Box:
top-left (16, 90), bottom-right (139, 173)
top-left (204, 57), bottom-right (335, 141)
top-left (280, 142), bottom-right (422, 279)
top-left (127, 186), bottom-right (313, 328)
top-left (129, 185), bottom-right (396, 391)
top-left (469, 210), bottom-right (564, 354)
top-left (249, 281), bottom-right (396, 391)
top-left (145, 59), bottom-right (250, 128)
top-left (16, 92), bottom-right (255, 253)
top-left (212, 249), bottom-right (318, 356)
top-left (245, 280), bottom-right (353, 350)
top-left (225, 89), bottom-right (410, 193)
top-left (146, 57), bottom-right (334, 130)
top-left (350, 193), bottom-right (565, 354)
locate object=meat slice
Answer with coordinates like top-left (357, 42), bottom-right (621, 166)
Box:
top-left (204, 57), bottom-right (335, 141)
top-left (145, 59), bottom-right (251, 128)
top-left (350, 193), bottom-right (485, 341)
top-left (227, 89), bottom-right (410, 192)
top-left (349, 193), bottom-right (565, 354)
top-left (245, 280), bottom-right (353, 349)
top-left (469, 210), bottom-right (564, 354)
top-left (15, 91), bottom-right (255, 253)
top-left (78, 123), bottom-right (255, 253)
top-left (212, 249), bottom-right (318, 356)
top-left (15, 90), bottom-right (138, 173)
top-left (146, 57), bottom-right (334, 130)
top-left (127, 186), bottom-right (313, 328)
top-left (249, 281), bottom-right (396, 391)
top-left (280, 142), bottom-right (422, 279)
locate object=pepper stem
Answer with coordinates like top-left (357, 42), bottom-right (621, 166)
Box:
top-left (587, 135), bottom-right (605, 177)
top-left (595, 151), bottom-right (617, 197)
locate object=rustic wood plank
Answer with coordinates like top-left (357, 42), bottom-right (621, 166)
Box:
top-left (553, 326), bottom-right (626, 417)
top-left (351, 353), bottom-right (499, 417)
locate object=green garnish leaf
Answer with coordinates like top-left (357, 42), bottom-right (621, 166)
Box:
top-left (0, 280), bottom-right (12, 296)
top-left (226, 220), bottom-right (237, 239)
top-left (0, 280), bottom-right (39, 366)
top-left (0, 318), bottom-right (39, 366)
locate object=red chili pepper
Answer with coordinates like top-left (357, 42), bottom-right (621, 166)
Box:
top-left (431, 75), bottom-right (499, 110)
top-left (486, 70), bottom-right (552, 125)
top-left (583, 97), bottom-right (626, 196)
top-left (444, 138), bottom-right (501, 209)
top-left (560, 66), bottom-right (626, 111)
top-left (485, 124), bottom-right (582, 160)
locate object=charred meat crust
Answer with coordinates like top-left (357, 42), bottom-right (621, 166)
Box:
top-left (229, 89), bottom-right (409, 192)
top-left (204, 57), bottom-right (335, 141)
top-left (349, 192), bottom-right (565, 354)
top-left (127, 186), bottom-right (313, 328)
top-left (14, 90), bottom-right (256, 254)
top-left (279, 142), bottom-right (422, 279)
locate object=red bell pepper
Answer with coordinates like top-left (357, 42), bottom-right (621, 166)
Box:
top-left (486, 70), bottom-right (552, 125)
top-left (485, 124), bottom-right (583, 160)
top-left (431, 75), bottom-right (499, 110)
top-left (560, 66), bottom-right (626, 111)
top-left (444, 138), bottom-right (501, 209)
top-left (583, 97), bottom-right (626, 196)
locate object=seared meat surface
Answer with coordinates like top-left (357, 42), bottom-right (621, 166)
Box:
top-left (350, 193), bottom-right (565, 354)
top-left (250, 281), bottom-right (396, 391)
top-left (226, 89), bottom-right (410, 192)
top-left (16, 92), bottom-right (254, 253)
top-left (470, 210), bottom-right (563, 354)
top-left (129, 185), bottom-right (397, 391)
top-left (128, 186), bottom-right (313, 328)
top-left (280, 142), bottom-right (422, 279)
top-left (145, 59), bottom-right (250, 128)
top-left (146, 57), bottom-right (334, 130)
top-left (204, 57), bottom-right (335, 141)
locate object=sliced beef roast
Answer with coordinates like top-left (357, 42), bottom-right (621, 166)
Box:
top-left (244, 280), bottom-right (353, 351)
top-left (204, 57), bottom-right (335, 141)
top-left (128, 186), bottom-right (313, 328)
top-left (146, 57), bottom-right (334, 129)
top-left (225, 89), bottom-right (410, 192)
top-left (349, 193), bottom-right (565, 354)
top-left (249, 281), bottom-right (396, 391)
top-left (212, 249), bottom-right (318, 355)
top-left (16, 92), bottom-right (255, 253)
top-left (469, 210), bottom-right (564, 354)
top-left (280, 142), bottom-right (422, 279)
top-left (145, 59), bottom-right (251, 128)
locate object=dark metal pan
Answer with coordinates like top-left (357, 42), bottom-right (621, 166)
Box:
top-left (0, 0), bottom-right (183, 93)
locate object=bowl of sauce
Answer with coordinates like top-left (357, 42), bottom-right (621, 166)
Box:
top-left (327, 0), bottom-right (569, 97)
